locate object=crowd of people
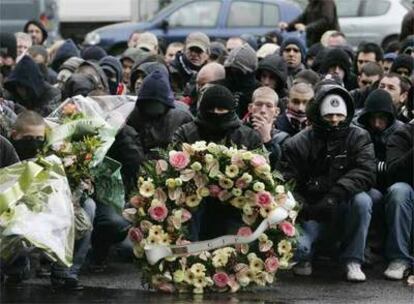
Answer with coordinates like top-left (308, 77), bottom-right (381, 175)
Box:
top-left (0, 0), bottom-right (413, 292)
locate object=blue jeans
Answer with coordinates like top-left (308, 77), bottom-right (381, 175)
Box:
top-left (295, 192), bottom-right (372, 264)
top-left (52, 198), bottom-right (96, 280)
top-left (384, 182), bottom-right (414, 266)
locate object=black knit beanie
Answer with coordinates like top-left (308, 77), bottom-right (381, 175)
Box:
top-left (199, 84), bottom-right (236, 114)
top-left (0, 33), bottom-right (17, 59)
top-left (319, 48), bottom-right (351, 76)
top-left (358, 89), bottom-right (395, 126)
top-left (390, 54), bottom-right (414, 75)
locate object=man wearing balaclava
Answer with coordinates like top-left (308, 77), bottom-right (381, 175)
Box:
top-left (223, 43), bottom-right (260, 118)
top-left (173, 84), bottom-right (262, 241)
top-left (126, 70), bottom-right (192, 160)
top-left (280, 83), bottom-right (375, 282)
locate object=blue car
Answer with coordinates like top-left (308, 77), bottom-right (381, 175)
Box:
top-left (84, 0), bottom-right (302, 54)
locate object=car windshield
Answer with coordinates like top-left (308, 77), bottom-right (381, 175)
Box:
top-left (146, 0), bottom-right (188, 22)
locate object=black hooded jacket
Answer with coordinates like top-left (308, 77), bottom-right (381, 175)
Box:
top-left (170, 51), bottom-right (203, 94)
top-left (4, 56), bottom-right (61, 116)
top-left (256, 54), bottom-right (288, 99)
top-left (280, 84), bottom-right (376, 219)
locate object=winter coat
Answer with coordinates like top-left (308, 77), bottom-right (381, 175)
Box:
top-left (4, 56), bottom-right (61, 117)
top-left (170, 51), bottom-right (203, 94)
top-left (287, 0), bottom-right (340, 47)
top-left (275, 113), bottom-right (304, 137)
top-left (256, 54), bottom-right (288, 98)
top-left (280, 84), bottom-right (376, 216)
top-left (0, 135), bottom-right (19, 168)
top-left (386, 123), bottom-right (414, 187)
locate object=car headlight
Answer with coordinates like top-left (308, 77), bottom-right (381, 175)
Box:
top-left (84, 32), bottom-right (101, 45)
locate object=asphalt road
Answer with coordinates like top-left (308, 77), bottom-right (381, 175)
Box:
top-left (1, 259), bottom-right (413, 304)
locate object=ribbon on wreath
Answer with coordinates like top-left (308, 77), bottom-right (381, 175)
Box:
top-left (144, 192), bottom-right (296, 265)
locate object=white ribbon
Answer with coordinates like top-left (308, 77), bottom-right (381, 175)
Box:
top-left (145, 192), bottom-right (296, 265)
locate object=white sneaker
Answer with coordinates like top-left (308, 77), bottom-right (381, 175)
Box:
top-left (293, 261), bottom-right (312, 276)
top-left (384, 260), bottom-right (410, 280)
top-left (346, 262), bottom-right (366, 282)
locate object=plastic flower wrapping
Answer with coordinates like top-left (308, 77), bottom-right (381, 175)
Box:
top-left (124, 141), bottom-right (299, 294)
top-left (0, 156), bottom-right (75, 267)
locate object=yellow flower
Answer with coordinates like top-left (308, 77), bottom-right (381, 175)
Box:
top-left (204, 153), bottom-right (214, 163)
top-left (219, 177), bottom-right (234, 189)
top-left (241, 173), bottom-right (253, 184)
top-left (196, 187), bottom-right (210, 198)
top-left (258, 233), bottom-right (268, 242)
top-left (212, 253), bottom-right (229, 268)
top-left (191, 162), bottom-right (202, 171)
top-left (139, 180), bottom-right (155, 198)
top-left (160, 233), bottom-right (171, 245)
top-left (236, 272), bottom-right (251, 287)
top-left (255, 164), bottom-right (271, 174)
top-left (190, 263), bottom-right (206, 278)
top-left (165, 178), bottom-right (176, 188)
top-left (193, 276), bottom-right (208, 288)
top-left (146, 235), bottom-right (161, 245)
top-left (249, 257), bottom-right (264, 273)
top-left (241, 151), bottom-right (254, 160)
top-left (149, 225), bottom-right (163, 237)
top-left (275, 185), bottom-right (285, 194)
top-left (174, 178), bottom-right (183, 187)
top-left (253, 182), bottom-right (265, 192)
top-left (207, 142), bottom-right (219, 154)
top-left (230, 196), bottom-right (245, 208)
top-left (247, 252), bottom-right (258, 262)
top-left (173, 270), bottom-right (185, 283)
top-left (253, 271), bottom-right (267, 286)
top-left (277, 240), bottom-right (292, 256)
top-left (185, 194), bottom-right (201, 208)
top-left (231, 188), bottom-right (242, 197)
top-left (184, 270), bottom-right (195, 284)
top-left (242, 204), bottom-right (253, 216)
top-left (225, 164), bottom-right (239, 178)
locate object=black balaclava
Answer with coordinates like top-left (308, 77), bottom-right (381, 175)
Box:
top-left (196, 84), bottom-right (240, 138)
top-left (12, 138), bottom-right (44, 160)
top-left (138, 99), bottom-right (169, 119)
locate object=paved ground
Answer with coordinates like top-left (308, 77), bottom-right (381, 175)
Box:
top-left (1, 259), bottom-right (413, 304)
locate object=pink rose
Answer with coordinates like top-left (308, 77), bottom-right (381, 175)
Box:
top-left (148, 204), bottom-right (168, 222)
top-left (209, 184), bottom-right (222, 197)
top-left (213, 272), bottom-right (230, 288)
top-left (158, 282), bottom-right (175, 293)
top-left (128, 227), bottom-right (143, 243)
top-left (237, 226), bottom-right (253, 237)
top-left (181, 208), bottom-right (192, 223)
top-left (235, 178), bottom-right (247, 189)
top-left (250, 155), bottom-right (266, 168)
top-left (279, 221), bottom-right (296, 237)
top-left (256, 191), bottom-right (273, 208)
top-left (129, 195), bottom-right (143, 208)
top-left (265, 256), bottom-right (279, 273)
top-left (169, 151), bottom-right (190, 170)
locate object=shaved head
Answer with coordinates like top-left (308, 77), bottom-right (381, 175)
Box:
top-left (196, 62), bottom-right (225, 88)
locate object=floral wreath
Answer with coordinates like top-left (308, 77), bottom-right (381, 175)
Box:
top-left (123, 141), bottom-right (299, 294)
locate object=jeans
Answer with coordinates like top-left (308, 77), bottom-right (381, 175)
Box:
top-left (295, 192), bottom-right (372, 264)
top-left (52, 198), bottom-right (96, 280)
top-left (90, 201), bottom-right (130, 264)
top-left (384, 182), bottom-right (414, 266)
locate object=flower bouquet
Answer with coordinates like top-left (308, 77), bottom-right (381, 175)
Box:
top-left (124, 141), bottom-right (299, 294)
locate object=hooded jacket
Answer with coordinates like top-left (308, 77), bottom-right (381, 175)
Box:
top-left (287, 0), bottom-right (340, 47)
top-left (130, 61), bottom-right (169, 94)
top-left (256, 54), bottom-right (288, 98)
top-left (386, 123), bottom-right (414, 187)
top-left (127, 70), bottom-right (193, 160)
top-left (280, 84), bottom-right (376, 220)
top-left (356, 89), bottom-right (404, 189)
top-left (51, 39), bottom-right (80, 72)
top-left (0, 135), bottom-right (19, 168)
top-left (170, 51), bottom-right (204, 93)
top-left (4, 56), bottom-right (61, 116)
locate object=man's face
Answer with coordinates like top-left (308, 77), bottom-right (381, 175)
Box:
top-left (323, 114), bottom-right (346, 127)
top-left (282, 44), bottom-right (301, 68)
top-left (395, 67), bottom-right (411, 78)
top-left (327, 35), bottom-right (346, 47)
top-left (12, 124), bottom-right (45, 140)
top-left (27, 24), bottom-right (44, 45)
top-left (327, 65), bottom-right (345, 80)
top-left (379, 76), bottom-right (404, 107)
top-left (32, 54), bottom-right (46, 65)
top-left (185, 47), bottom-right (208, 67)
top-left (260, 70), bottom-right (277, 89)
top-left (17, 38), bottom-right (31, 57)
top-left (357, 52), bottom-right (376, 73)
top-left (248, 96), bottom-right (279, 123)
top-left (358, 73), bottom-right (380, 89)
top-left (134, 72), bottom-right (145, 94)
top-left (288, 90), bottom-right (312, 113)
top-left (226, 38), bottom-right (243, 53)
top-left (121, 59), bottom-right (134, 84)
top-left (368, 113), bottom-right (389, 132)
top-left (382, 60), bottom-right (393, 73)
top-left (165, 45), bottom-right (183, 64)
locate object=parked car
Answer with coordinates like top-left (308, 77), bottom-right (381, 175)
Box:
top-left (83, 0), bottom-right (302, 54)
top-left (336, 0), bottom-right (411, 48)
